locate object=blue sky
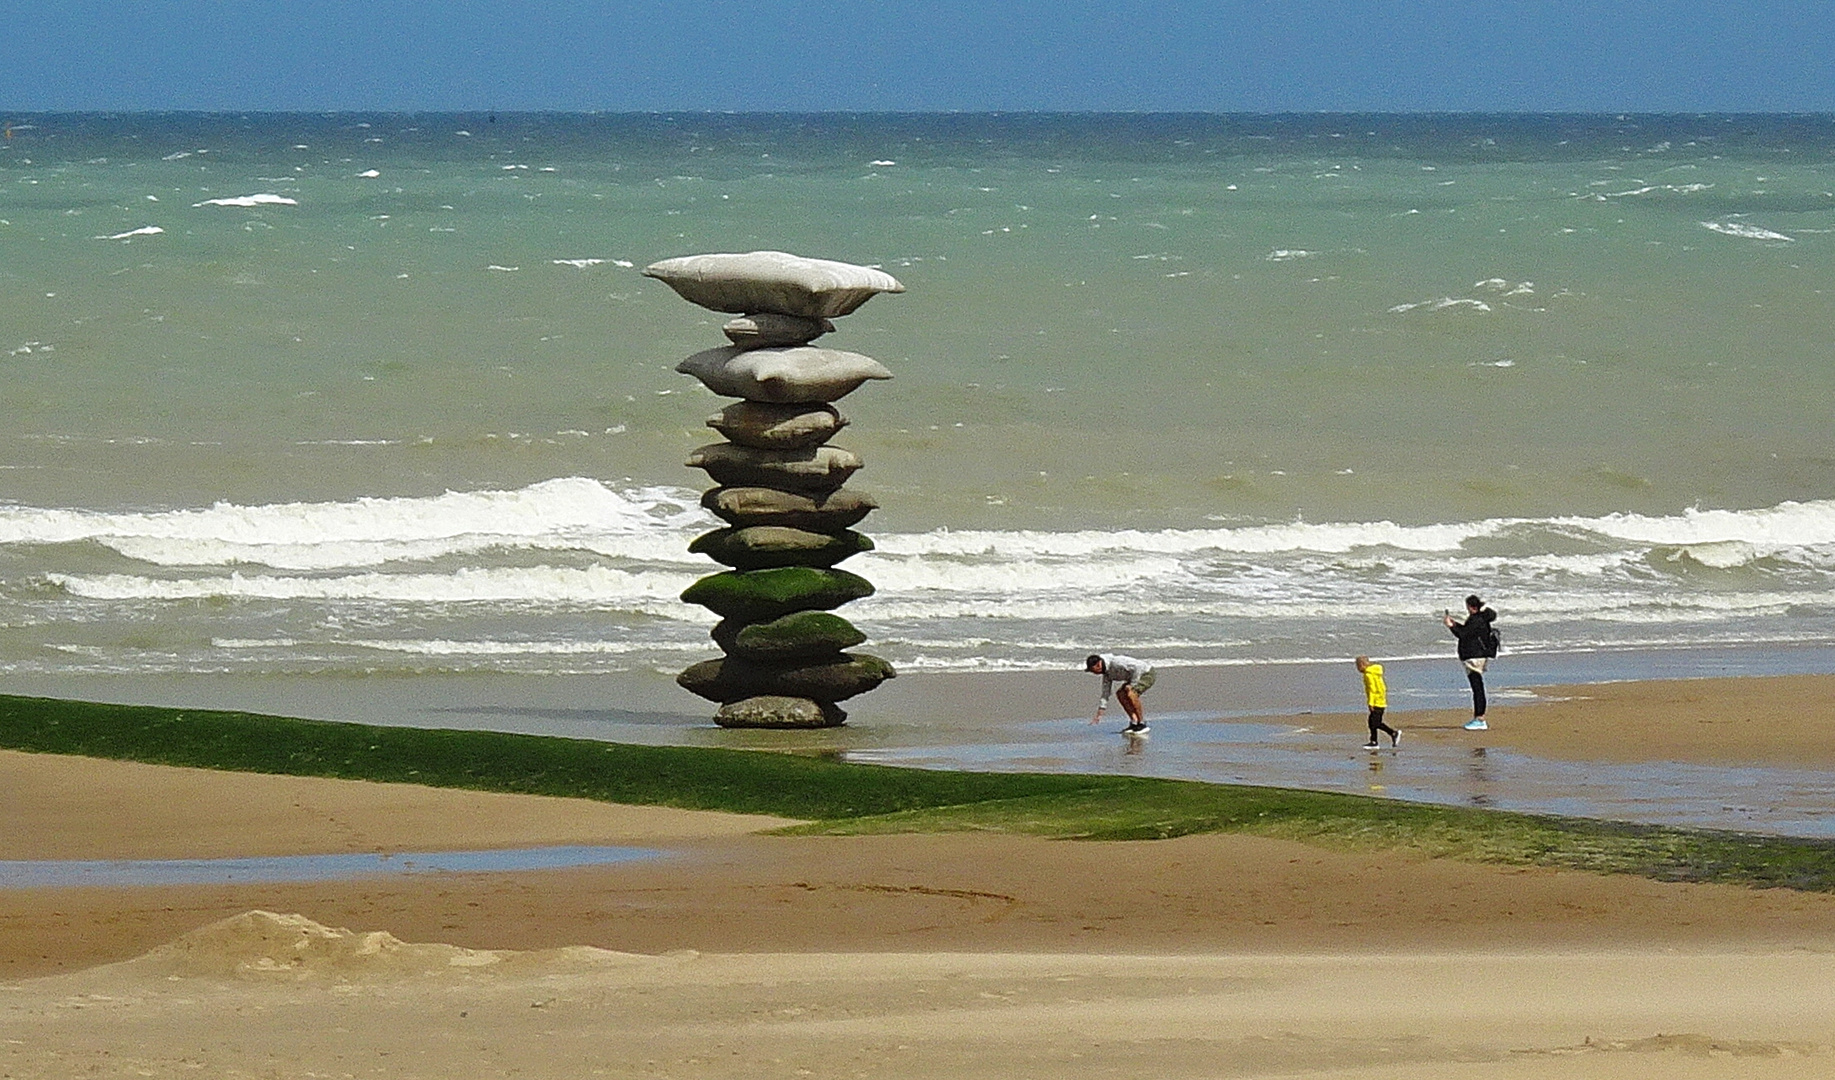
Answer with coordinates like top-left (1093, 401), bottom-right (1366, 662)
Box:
top-left (5, 1), bottom-right (1832, 113)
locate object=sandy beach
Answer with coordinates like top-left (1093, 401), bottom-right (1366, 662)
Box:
top-left (6, 673), bottom-right (1835, 1077)
top-left (1409, 673), bottom-right (1835, 767)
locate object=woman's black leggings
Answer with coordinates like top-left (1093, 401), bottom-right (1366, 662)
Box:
top-left (1467, 668), bottom-right (1487, 717)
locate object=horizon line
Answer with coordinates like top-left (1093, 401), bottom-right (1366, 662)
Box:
top-left (7, 109), bottom-right (1835, 119)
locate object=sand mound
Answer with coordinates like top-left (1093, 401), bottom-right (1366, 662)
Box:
top-left (129, 910), bottom-right (505, 980)
top-left (125, 911), bottom-right (659, 982)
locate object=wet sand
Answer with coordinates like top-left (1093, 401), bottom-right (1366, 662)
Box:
top-left (5, 673), bottom-right (1835, 1077)
top-left (1413, 673), bottom-right (1835, 767)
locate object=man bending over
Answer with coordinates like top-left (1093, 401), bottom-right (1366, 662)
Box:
top-left (1087, 652), bottom-right (1156, 733)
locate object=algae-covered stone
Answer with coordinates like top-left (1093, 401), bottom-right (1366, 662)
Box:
top-left (679, 567), bottom-right (874, 623)
top-left (677, 653), bottom-right (897, 704)
top-left (686, 443), bottom-right (861, 494)
top-left (722, 313), bottom-right (834, 349)
top-left (644, 251), bottom-right (905, 319)
top-left (707, 401), bottom-right (847, 451)
top-left (676, 346), bottom-right (892, 404)
top-left (712, 611), bottom-right (867, 661)
top-left (714, 695), bottom-right (846, 729)
top-left (701, 487), bottom-right (878, 532)
top-left (691, 526), bottom-right (872, 570)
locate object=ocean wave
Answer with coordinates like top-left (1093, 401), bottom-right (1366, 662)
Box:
top-left (1549, 500), bottom-right (1835, 549)
top-left (96, 225), bottom-right (163, 241)
top-left (853, 552), bottom-right (1189, 595)
top-left (10, 482), bottom-right (1832, 573)
top-left (193, 193), bottom-right (298, 208)
top-left (874, 518), bottom-right (1491, 558)
top-left (0, 478), bottom-right (708, 570)
top-left (1389, 297), bottom-right (1491, 314)
top-left (1700, 220), bottom-right (1793, 242)
top-left (8, 483), bottom-right (1835, 668)
top-left (46, 565), bottom-right (703, 607)
top-left (1590, 182), bottom-right (1714, 199)
top-left (336, 638), bottom-right (709, 657)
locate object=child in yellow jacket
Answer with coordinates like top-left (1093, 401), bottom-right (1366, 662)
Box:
top-left (1356, 656), bottom-right (1400, 748)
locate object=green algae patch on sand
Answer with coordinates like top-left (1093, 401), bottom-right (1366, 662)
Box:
top-left (0, 693), bottom-right (1110, 821)
top-left (4, 692), bottom-right (1835, 893)
top-left (782, 779), bottom-right (1835, 893)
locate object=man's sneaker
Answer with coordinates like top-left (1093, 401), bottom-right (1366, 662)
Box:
top-left (1391, 732), bottom-right (1402, 748)
top-left (1363, 741), bottom-right (1380, 749)
top-left (1463, 718), bottom-right (1489, 731)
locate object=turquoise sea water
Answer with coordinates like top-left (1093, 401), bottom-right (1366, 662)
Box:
top-left (2, 113), bottom-right (1833, 683)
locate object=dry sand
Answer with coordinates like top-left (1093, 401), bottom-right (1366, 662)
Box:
top-left (9, 910), bottom-right (1835, 1079)
top-left (5, 673), bottom-right (1835, 1077)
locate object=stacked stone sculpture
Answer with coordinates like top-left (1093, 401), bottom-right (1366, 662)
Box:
top-left (646, 251), bottom-right (903, 729)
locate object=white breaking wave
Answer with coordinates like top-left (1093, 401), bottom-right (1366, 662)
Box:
top-left (1389, 297), bottom-right (1491, 314)
top-left (47, 565), bottom-right (703, 607)
top-left (1700, 221), bottom-right (1793, 242)
top-left (1550, 500), bottom-right (1835, 550)
top-left (854, 552), bottom-right (1189, 595)
top-left (6, 482), bottom-right (1835, 579)
top-left (193, 193), bottom-right (298, 208)
top-left (0, 477), bottom-right (708, 570)
top-left (9, 482), bottom-right (1835, 675)
top-left (336, 638), bottom-right (709, 656)
top-left (873, 518), bottom-right (1491, 559)
top-left (97, 225), bottom-right (163, 240)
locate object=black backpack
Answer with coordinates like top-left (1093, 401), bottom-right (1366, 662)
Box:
top-left (1482, 622), bottom-right (1501, 658)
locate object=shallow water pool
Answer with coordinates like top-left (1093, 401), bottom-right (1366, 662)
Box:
top-left (0, 845), bottom-right (662, 890)
top-left (846, 713), bottom-right (1835, 838)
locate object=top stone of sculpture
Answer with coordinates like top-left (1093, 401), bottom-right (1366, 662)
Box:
top-left (643, 251), bottom-right (905, 319)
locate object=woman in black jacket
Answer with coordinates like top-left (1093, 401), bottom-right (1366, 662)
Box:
top-left (1443, 595), bottom-right (1497, 730)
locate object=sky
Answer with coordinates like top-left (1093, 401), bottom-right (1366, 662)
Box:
top-left (4, 1), bottom-right (1833, 114)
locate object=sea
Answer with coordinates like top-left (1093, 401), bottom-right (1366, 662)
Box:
top-left (3, 113), bottom-right (1834, 734)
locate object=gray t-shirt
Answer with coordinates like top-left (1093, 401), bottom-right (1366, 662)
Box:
top-left (1096, 653), bottom-right (1153, 705)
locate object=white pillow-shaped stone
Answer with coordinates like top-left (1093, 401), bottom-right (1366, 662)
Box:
top-left (685, 443), bottom-right (863, 493)
top-left (722, 313), bottom-right (834, 349)
top-left (677, 346), bottom-right (892, 404)
top-left (645, 251), bottom-right (905, 318)
top-left (707, 401), bottom-right (847, 450)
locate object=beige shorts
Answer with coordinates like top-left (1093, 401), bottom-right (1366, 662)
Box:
top-left (1464, 657), bottom-right (1489, 675)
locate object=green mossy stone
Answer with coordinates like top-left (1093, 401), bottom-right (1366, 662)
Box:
top-left (679, 567), bottom-right (874, 622)
top-left (701, 487), bottom-right (878, 532)
top-left (714, 695), bottom-right (847, 729)
top-left (712, 611), bottom-right (867, 661)
top-left (676, 653), bottom-right (897, 704)
top-left (690, 526), bottom-right (873, 570)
